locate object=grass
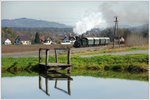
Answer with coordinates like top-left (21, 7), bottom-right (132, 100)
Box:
top-left (2, 54), bottom-right (148, 73)
top-left (71, 45), bottom-right (148, 57)
top-left (2, 45), bottom-right (149, 81)
top-left (2, 69), bottom-right (148, 81)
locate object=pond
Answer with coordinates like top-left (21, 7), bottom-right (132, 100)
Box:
top-left (1, 72), bottom-right (149, 99)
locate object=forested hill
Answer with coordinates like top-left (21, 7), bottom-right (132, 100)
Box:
top-left (10, 27), bottom-right (73, 33)
top-left (2, 18), bottom-right (71, 28)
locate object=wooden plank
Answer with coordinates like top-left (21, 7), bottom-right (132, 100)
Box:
top-left (40, 72), bottom-right (73, 80)
top-left (47, 67), bottom-right (70, 71)
top-left (40, 76), bottom-right (73, 80)
top-left (39, 63), bottom-right (72, 67)
top-left (47, 78), bottom-right (72, 80)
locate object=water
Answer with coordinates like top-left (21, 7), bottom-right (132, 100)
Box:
top-left (2, 74), bottom-right (149, 99)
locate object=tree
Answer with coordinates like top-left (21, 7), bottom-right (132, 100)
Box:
top-left (2, 28), bottom-right (5, 38)
top-left (101, 28), bottom-right (113, 41)
top-left (2, 27), bottom-right (17, 43)
top-left (142, 28), bottom-right (148, 38)
top-left (34, 32), bottom-right (40, 44)
top-left (123, 29), bottom-right (131, 40)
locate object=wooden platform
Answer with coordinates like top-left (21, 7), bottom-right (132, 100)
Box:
top-left (39, 71), bottom-right (72, 96)
top-left (39, 63), bottom-right (72, 71)
top-left (39, 72), bottom-right (73, 80)
top-left (38, 48), bottom-right (72, 73)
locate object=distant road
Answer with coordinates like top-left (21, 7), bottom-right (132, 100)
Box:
top-left (2, 46), bottom-right (107, 57)
top-left (81, 49), bottom-right (149, 57)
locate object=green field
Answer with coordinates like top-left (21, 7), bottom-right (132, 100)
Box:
top-left (2, 54), bottom-right (149, 81)
top-left (72, 46), bottom-right (148, 56)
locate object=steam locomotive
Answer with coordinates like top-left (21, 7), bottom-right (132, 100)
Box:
top-left (73, 36), bottom-right (110, 48)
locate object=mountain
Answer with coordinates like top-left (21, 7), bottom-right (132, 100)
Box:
top-left (132, 24), bottom-right (149, 30)
top-left (119, 25), bottom-right (132, 28)
top-left (2, 18), bottom-right (71, 28)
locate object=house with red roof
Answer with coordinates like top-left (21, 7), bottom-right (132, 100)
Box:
top-left (40, 36), bottom-right (52, 45)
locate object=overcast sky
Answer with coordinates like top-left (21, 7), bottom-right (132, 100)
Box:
top-left (2, 1), bottom-right (149, 26)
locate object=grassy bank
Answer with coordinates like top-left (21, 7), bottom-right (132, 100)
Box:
top-left (2, 54), bottom-right (148, 73)
top-left (2, 69), bottom-right (148, 81)
top-left (72, 45), bottom-right (148, 56)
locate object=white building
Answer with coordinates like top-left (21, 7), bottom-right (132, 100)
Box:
top-left (2, 39), bottom-right (12, 45)
top-left (15, 36), bottom-right (31, 45)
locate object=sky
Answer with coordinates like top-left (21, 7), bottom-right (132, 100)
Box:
top-left (1, 1), bottom-right (149, 27)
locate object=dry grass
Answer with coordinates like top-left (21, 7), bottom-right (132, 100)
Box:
top-left (2, 44), bottom-right (72, 54)
top-left (2, 44), bottom-right (148, 54)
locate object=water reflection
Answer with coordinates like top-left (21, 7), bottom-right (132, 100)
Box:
top-left (39, 71), bottom-right (73, 96)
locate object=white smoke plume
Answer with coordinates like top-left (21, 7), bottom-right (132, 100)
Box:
top-left (99, 2), bottom-right (149, 26)
top-left (73, 11), bottom-right (107, 35)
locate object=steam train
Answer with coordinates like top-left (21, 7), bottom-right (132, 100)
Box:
top-left (73, 36), bottom-right (110, 48)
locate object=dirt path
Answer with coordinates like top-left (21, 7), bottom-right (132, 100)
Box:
top-left (81, 49), bottom-right (149, 57)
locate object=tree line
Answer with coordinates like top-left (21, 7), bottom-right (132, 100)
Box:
top-left (2, 25), bottom-right (148, 46)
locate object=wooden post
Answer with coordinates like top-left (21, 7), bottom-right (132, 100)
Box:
top-left (68, 80), bottom-right (71, 95)
top-left (39, 48), bottom-right (41, 64)
top-left (67, 48), bottom-right (71, 74)
top-left (55, 49), bottom-right (58, 63)
top-left (67, 48), bottom-right (70, 64)
top-left (39, 75), bottom-right (42, 89)
top-left (54, 79), bottom-right (57, 88)
top-left (45, 49), bottom-right (49, 66)
top-left (45, 78), bottom-right (49, 95)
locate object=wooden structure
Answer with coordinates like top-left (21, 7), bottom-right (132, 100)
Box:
top-left (39, 71), bottom-right (73, 96)
top-left (39, 48), bottom-right (72, 73)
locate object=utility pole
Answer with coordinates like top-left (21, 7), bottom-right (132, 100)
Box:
top-left (113, 16), bottom-right (119, 48)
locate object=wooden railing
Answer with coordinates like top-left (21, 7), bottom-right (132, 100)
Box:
top-left (39, 48), bottom-right (49, 66)
top-left (39, 47), bottom-right (71, 65)
top-left (54, 47), bottom-right (71, 64)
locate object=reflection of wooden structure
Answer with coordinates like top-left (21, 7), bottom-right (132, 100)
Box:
top-left (39, 48), bottom-right (72, 73)
top-left (39, 72), bottom-right (73, 96)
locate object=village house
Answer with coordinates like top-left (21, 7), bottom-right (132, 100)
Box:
top-left (40, 36), bottom-right (52, 45)
top-left (15, 36), bottom-right (31, 45)
top-left (2, 38), bottom-right (12, 45)
top-left (40, 36), bottom-right (45, 43)
top-left (61, 35), bottom-right (76, 45)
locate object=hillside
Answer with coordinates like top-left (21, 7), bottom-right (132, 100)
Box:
top-left (2, 18), bottom-right (71, 28)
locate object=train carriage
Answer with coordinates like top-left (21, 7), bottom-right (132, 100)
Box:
top-left (73, 36), bottom-right (110, 48)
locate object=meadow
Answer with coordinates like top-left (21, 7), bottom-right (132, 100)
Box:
top-left (2, 54), bottom-right (148, 81)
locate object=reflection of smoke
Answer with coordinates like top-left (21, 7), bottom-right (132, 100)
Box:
top-left (73, 11), bottom-right (107, 35)
top-left (99, 2), bottom-right (149, 26)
